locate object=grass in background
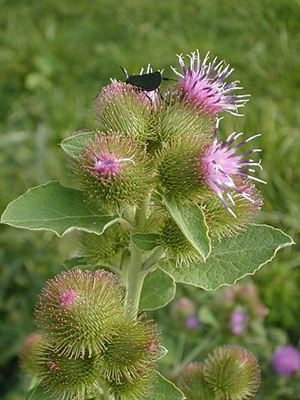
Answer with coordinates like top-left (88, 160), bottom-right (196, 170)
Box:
top-left (0, 0), bottom-right (299, 398)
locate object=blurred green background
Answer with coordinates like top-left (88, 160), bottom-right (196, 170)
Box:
top-left (0, 0), bottom-right (299, 398)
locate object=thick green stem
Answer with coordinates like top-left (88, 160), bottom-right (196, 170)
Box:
top-left (171, 337), bottom-right (211, 377)
top-left (125, 242), bottom-right (145, 311)
top-left (135, 194), bottom-right (150, 230)
top-left (124, 196), bottom-right (151, 311)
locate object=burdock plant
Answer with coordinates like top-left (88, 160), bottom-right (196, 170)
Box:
top-left (1, 50), bottom-right (294, 399)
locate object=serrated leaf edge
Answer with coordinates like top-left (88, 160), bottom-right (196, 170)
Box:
top-left (1, 181), bottom-right (119, 237)
top-left (160, 224), bottom-right (294, 291)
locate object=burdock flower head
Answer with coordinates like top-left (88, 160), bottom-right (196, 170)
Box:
top-left (171, 50), bottom-right (249, 116)
top-left (200, 118), bottom-right (265, 218)
top-left (35, 269), bottom-right (127, 358)
top-left (36, 341), bottom-right (102, 400)
top-left (75, 133), bottom-right (153, 210)
top-left (177, 363), bottom-right (217, 400)
top-left (204, 345), bottom-right (261, 399)
top-left (19, 333), bottom-right (44, 376)
top-left (94, 80), bottom-right (154, 141)
top-left (98, 315), bottom-right (159, 385)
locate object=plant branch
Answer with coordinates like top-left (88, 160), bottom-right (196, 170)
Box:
top-left (142, 246), bottom-right (165, 272)
top-left (171, 337), bottom-right (211, 377)
top-left (125, 242), bottom-right (145, 312)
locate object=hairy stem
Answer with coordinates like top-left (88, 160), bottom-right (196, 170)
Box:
top-left (126, 242), bottom-right (145, 311)
top-left (172, 337), bottom-right (211, 377)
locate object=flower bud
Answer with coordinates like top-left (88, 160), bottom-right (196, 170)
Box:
top-left (103, 372), bottom-right (155, 400)
top-left (154, 86), bottom-right (214, 142)
top-left (36, 341), bottom-right (102, 400)
top-left (204, 345), bottom-right (261, 399)
top-left (98, 315), bottom-right (159, 385)
top-left (19, 333), bottom-right (44, 376)
top-left (156, 135), bottom-right (204, 201)
top-left (201, 180), bottom-right (262, 239)
top-left (177, 363), bottom-right (217, 400)
top-left (94, 81), bottom-right (153, 142)
top-left (76, 226), bottom-right (129, 266)
top-left (74, 133), bottom-right (154, 210)
top-left (158, 217), bottom-right (201, 266)
top-left (35, 269), bottom-right (127, 358)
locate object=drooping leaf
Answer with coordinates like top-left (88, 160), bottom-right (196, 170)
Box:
top-left (1, 181), bottom-right (118, 237)
top-left (163, 196), bottom-right (211, 260)
top-left (160, 225), bottom-right (294, 290)
top-left (60, 131), bottom-right (96, 159)
top-left (147, 372), bottom-right (185, 400)
top-left (131, 233), bottom-right (160, 251)
top-left (140, 268), bottom-right (176, 310)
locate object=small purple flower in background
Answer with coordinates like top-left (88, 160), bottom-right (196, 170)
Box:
top-left (185, 315), bottom-right (200, 330)
top-left (230, 310), bottom-right (247, 336)
top-left (171, 50), bottom-right (249, 116)
top-left (257, 304), bottom-right (269, 319)
top-left (272, 346), bottom-right (300, 376)
top-left (173, 297), bottom-right (196, 317)
top-left (201, 119), bottom-right (265, 217)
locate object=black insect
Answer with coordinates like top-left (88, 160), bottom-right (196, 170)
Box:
top-left (121, 67), bottom-right (172, 91)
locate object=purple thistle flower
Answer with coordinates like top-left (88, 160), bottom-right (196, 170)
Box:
top-left (185, 315), bottom-right (200, 330)
top-left (171, 50), bottom-right (249, 116)
top-left (230, 311), bottom-right (247, 336)
top-left (272, 346), bottom-right (300, 376)
top-left (87, 152), bottom-right (135, 179)
top-left (201, 118), bottom-right (266, 217)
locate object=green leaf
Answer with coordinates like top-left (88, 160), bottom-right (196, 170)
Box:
top-left (160, 225), bottom-right (294, 290)
top-left (1, 181), bottom-right (118, 237)
top-left (25, 385), bottom-right (54, 400)
top-left (140, 268), bottom-right (176, 311)
top-left (147, 372), bottom-right (185, 400)
top-left (131, 233), bottom-right (160, 251)
top-left (162, 196), bottom-right (211, 260)
top-left (60, 131), bottom-right (96, 159)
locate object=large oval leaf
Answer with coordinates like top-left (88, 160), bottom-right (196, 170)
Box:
top-left (160, 224), bottom-right (293, 290)
top-left (162, 195), bottom-right (211, 260)
top-left (1, 181), bottom-right (118, 237)
top-left (140, 268), bottom-right (176, 310)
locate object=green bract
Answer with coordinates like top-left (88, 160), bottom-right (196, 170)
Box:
top-left (177, 363), bottom-right (217, 400)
